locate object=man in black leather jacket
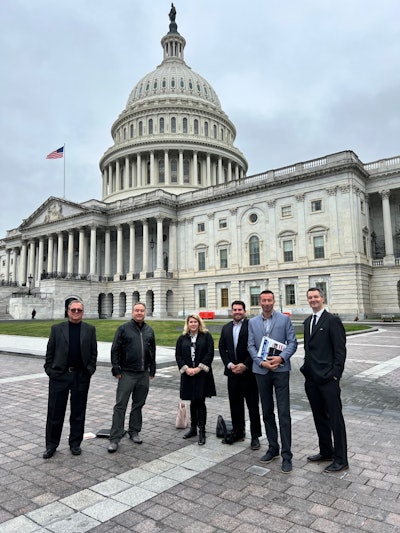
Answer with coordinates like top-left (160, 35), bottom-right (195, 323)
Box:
top-left (108, 302), bottom-right (156, 453)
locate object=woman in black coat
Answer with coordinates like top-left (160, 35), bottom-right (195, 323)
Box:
top-left (175, 313), bottom-right (216, 445)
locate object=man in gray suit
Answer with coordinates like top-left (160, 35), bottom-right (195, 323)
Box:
top-left (248, 290), bottom-right (297, 473)
top-left (43, 299), bottom-right (97, 459)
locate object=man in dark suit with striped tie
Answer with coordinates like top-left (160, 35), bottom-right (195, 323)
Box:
top-left (301, 287), bottom-right (348, 473)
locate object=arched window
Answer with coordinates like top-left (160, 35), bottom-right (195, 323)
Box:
top-left (138, 121), bottom-right (143, 136)
top-left (249, 236), bottom-right (260, 265)
top-left (130, 124), bottom-right (134, 138)
top-left (213, 125), bottom-right (217, 139)
top-left (183, 117), bottom-right (188, 133)
top-left (159, 117), bottom-right (164, 133)
top-left (183, 159), bottom-right (190, 183)
top-left (194, 119), bottom-right (199, 134)
top-left (148, 119), bottom-right (153, 134)
top-left (171, 117), bottom-right (176, 133)
top-left (204, 121), bottom-right (209, 137)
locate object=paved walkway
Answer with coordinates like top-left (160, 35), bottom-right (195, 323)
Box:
top-left (0, 327), bottom-right (399, 532)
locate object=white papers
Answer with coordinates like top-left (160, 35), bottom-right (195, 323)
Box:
top-left (257, 336), bottom-right (286, 361)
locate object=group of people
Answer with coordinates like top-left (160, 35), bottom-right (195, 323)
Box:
top-left (42, 288), bottom-right (349, 475)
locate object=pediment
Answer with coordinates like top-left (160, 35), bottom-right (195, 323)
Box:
top-left (19, 196), bottom-right (91, 230)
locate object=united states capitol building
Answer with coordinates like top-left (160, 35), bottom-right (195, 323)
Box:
top-left (1, 7), bottom-right (400, 320)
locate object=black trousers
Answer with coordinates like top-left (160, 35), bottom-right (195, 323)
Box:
top-left (227, 372), bottom-right (261, 439)
top-left (45, 370), bottom-right (91, 450)
top-left (304, 378), bottom-right (348, 464)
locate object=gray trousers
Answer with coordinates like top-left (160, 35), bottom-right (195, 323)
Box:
top-left (110, 371), bottom-right (149, 442)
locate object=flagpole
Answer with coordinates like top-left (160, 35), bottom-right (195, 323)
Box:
top-left (63, 143), bottom-right (66, 198)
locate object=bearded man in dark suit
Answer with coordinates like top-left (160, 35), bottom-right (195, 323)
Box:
top-left (301, 287), bottom-right (348, 473)
top-left (219, 301), bottom-right (262, 450)
top-left (43, 299), bottom-right (97, 459)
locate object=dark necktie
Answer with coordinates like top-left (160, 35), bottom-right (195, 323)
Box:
top-left (311, 314), bottom-right (317, 333)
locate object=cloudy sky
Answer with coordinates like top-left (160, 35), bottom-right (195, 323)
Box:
top-left (1, 0), bottom-right (399, 238)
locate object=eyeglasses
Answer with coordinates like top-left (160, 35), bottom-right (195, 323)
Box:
top-left (70, 308), bottom-right (83, 314)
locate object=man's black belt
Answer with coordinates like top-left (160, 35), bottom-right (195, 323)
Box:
top-left (68, 367), bottom-right (83, 372)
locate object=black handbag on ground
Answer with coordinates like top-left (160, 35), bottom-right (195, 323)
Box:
top-left (216, 415), bottom-right (233, 439)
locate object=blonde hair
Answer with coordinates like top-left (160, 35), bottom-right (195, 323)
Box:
top-left (182, 313), bottom-right (208, 335)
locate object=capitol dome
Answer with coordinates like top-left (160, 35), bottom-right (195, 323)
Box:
top-left (99, 5), bottom-right (247, 202)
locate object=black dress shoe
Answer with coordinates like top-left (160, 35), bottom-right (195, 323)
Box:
top-left (307, 453), bottom-right (333, 462)
top-left (43, 448), bottom-right (56, 459)
top-left (183, 427), bottom-right (197, 439)
top-left (198, 430), bottom-right (206, 445)
top-left (324, 461), bottom-right (349, 473)
top-left (70, 447), bottom-right (82, 455)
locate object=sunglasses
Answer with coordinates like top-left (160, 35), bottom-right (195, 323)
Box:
top-left (70, 308), bottom-right (83, 314)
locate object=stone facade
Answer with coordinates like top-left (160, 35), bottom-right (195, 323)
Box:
top-left (1, 10), bottom-right (400, 320)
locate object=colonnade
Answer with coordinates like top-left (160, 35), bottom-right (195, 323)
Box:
top-left (102, 149), bottom-right (243, 198)
top-left (3, 218), bottom-right (177, 288)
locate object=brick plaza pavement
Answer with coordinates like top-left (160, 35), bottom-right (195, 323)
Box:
top-left (0, 325), bottom-right (399, 532)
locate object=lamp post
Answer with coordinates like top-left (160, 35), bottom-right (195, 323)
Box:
top-left (28, 274), bottom-right (33, 296)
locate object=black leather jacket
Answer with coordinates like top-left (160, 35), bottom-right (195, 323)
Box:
top-left (111, 320), bottom-right (156, 377)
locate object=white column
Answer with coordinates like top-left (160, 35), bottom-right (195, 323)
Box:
top-left (150, 150), bottom-right (155, 185)
top-left (28, 240), bottom-right (35, 282)
top-left (67, 231), bottom-right (74, 276)
top-left (78, 228), bottom-right (85, 275)
top-left (104, 229), bottom-right (111, 278)
top-left (193, 151), bottom-right (198, 185)
top-left (178, 150), bottom-right (184, 184)
top-left (137, 154), bottom-right (142, 187)
top-left (4, 250), bottom-right (10, 282)
top-left (381, 190), bottom-right (394, 261)
top-left (37, 237), bottom-right (44, 282)
top-left (141, 219), bottom-right (149, 277)
top-left (228, 160), bottom-right (232, 182)
top-left (206, 154), bottom-right (211, 186)
top-left (11, 248), bottom-right (17, 283)
top-left (89, 226), bottom-right (97, 277)
top-left (169, 219), bottom-right (177, 272)
top-left (57, 232), bottom-right (64, 273)
top-left (217, 156), bottom-right (223, 184)
top-left (124, 156), bottom-right (130, 188)
top-left (127, 222), bottom-right (136, 279)
top-left (47, 235), bottom-right (54, 274)
top-left (156, 216), bottom-right (163, 272)
top-left (20, 241), bottom-right (27, 285)
top-left (164, 150), bottom-right (170, 184)
top-left (114, 225), bottom-right (123, 280)
top-left (116, 159), bottom-right (120, 191)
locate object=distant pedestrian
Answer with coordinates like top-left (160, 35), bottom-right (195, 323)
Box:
top-left (107, 302), bottom-right (156, 453)
top-left (31, 308), bottom-right (36, 319)
top-left (43, 299), bottom-right (97, 459)
top-left (301, 287), bottom-right (348, 473)
top-left (175, 313), bottom-right (216, 445)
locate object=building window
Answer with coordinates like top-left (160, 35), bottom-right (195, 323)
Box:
top-left (171, 159), bottom-right (177, 183)
top-left (158, 159), bottom-right (165, 183)
top-left (250, 286), bottom-right (260, 307)
top-left (199, 289), bottom-right (206, 308)
top-left (220, 248), bottom-right (228, 269)
top-left (183, 159), bottom-right (190, 183)
top-left (138, 121), bottom-right (143, 136)
top-left (360, 199), bottom-right (365, 213)
top-left (197, 161), bottom-right (202, 185)
top-left (213, 125), bottom-right (217, 138)
top-left (130, 124), bottom-right (134, 137)
top-left (197, 223), bottom-right (205, 233)
top-left (313, 236), bottom-right (325, 259)
top-left (221, 288), bottom-right (229, 307)
top-left (315, 281), bottom-right (327, 304)
top-left (311, 199), bottom-right (322, 212)
top-left (198, 251), bottom-right (206, 271)
top-left (283, 240), bottom-right (293, 262)
top-left (148, 119), bottom-right (153, 134)
top-left (204, 122), bottom-right (209, 137)
top-left (285, 284), bottom-right (296, 305)
top-left (159, 118), bottom-right (164, 133)
top-left (219, 218), bottom-right (227, 229)
top-left (194, 119), bottom-right (199, 134)
top-left (249, 213), bottom-right (258, 223)
top-left (183, 117), bottom-right (188, 133)
top-left (249, 236), bottom-right (260, 266)
top-left (171, 117), bottom-right (176, 133)
top-left (123, 128), bottom-right (126, 140)
top-left (281, 205), bottom-right (292, 218)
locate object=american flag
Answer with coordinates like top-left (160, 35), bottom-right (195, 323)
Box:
top-left (46, 146), bottom-right (64, 159)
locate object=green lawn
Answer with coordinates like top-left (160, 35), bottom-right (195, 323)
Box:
top-left (0, 319), bottom-right (371, 346)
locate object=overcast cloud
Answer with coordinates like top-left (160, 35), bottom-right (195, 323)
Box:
top-left (1, 0), bottom-right (399, 238)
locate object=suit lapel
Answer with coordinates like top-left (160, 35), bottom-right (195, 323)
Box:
top-left (61, 322), bottom-right (69, 344)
